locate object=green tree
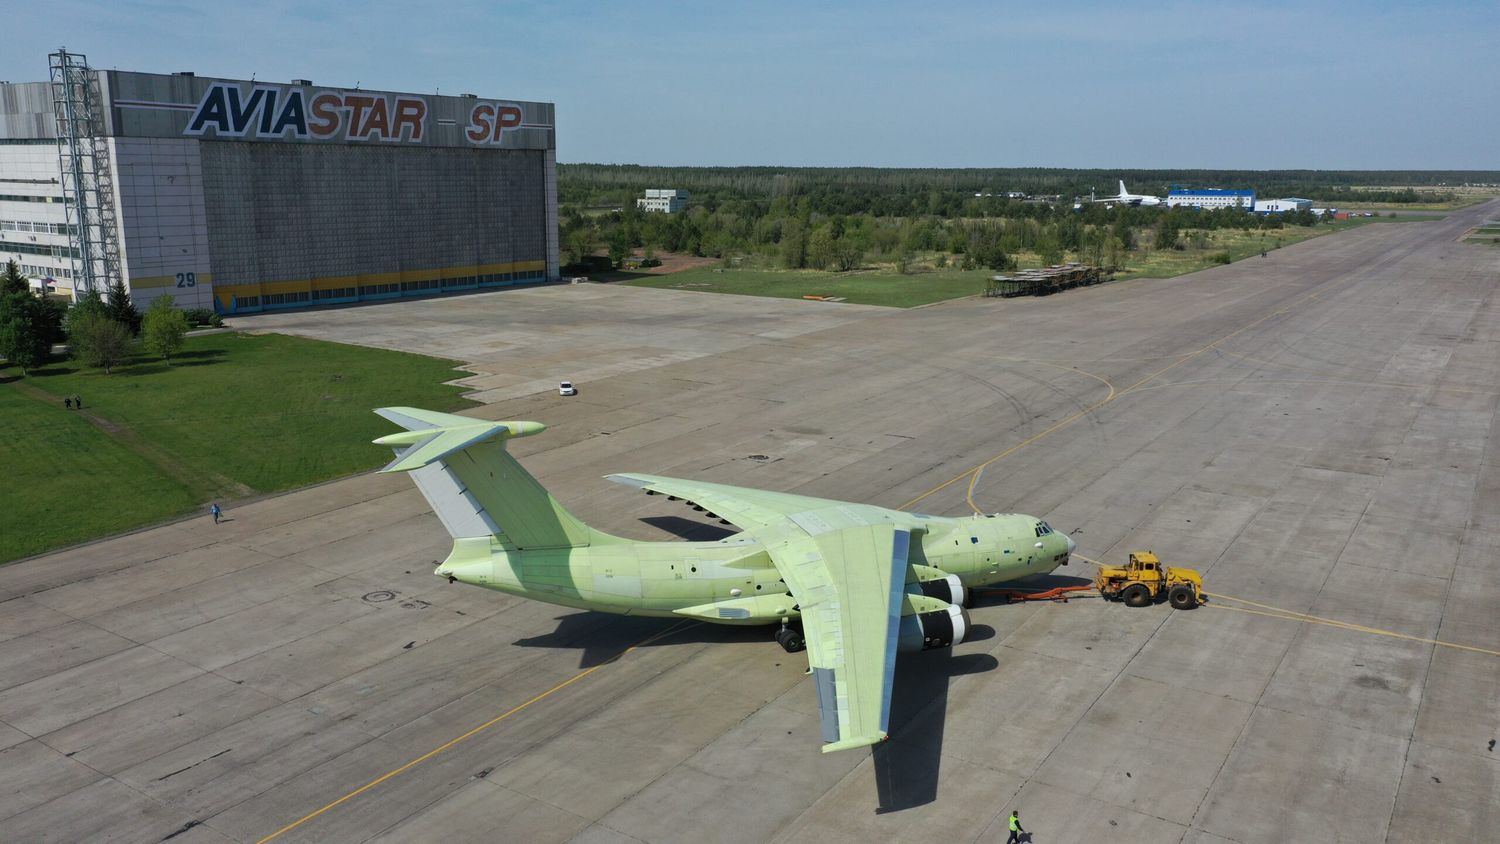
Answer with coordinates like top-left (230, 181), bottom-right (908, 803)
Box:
top-left (105, 280), bottom-right (142, 335)
top-left (66, 290), bottom-right (109, 335)
top-left (142, 295), bottom-right (189, 362)
top-left (1104, 236), bottom-right (1126, 272)
top-left (967, 225), bottom-right (1012, 271)
top-left (68, 311), bottom-right (132, 374)
top-left (0, 291), bottom-right (53, 374)
top-left (1036, 234), bottom-right (1064, 266)
top-left (779, 220), bottom-right (808, 269)
top-left (607, 228), bottom-right (630, 267)
top-left (830, 237), bottom-right (864, 272)
top-left (1154, 219), bottom-right (1179, 250)
top-left (36, 297), bottom-right (68, 345)
top-left (1, 259), bottom-right (27, 296)
top-left (563, 225), bottom-right (596, 267)
top-left (807, 226), bottom-right (836, 270)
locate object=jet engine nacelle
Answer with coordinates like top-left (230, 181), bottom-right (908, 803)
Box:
top-left (916, 572), bottom-right (967, 608)
top-left (908, 564), bottom-right (968, 608)
top-left (897, 604), bottom-right (970, 653)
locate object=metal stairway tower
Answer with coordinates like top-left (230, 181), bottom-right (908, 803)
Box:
top-left (49, 48), bottom-right (120, 297)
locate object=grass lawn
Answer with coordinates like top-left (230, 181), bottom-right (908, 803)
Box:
top-left (623, 267), bottom-right (996, 307)
top-left (1326, 186), bottom-right (1500, 211)
top-left (0, 385), bottom-right (201, 562)
top-left (1116, 225), bottom-right (1322, 280)
top-left (2, 332), bottom-right (475, 563)
top-left (1114, 216), bottom-right (1437, 280)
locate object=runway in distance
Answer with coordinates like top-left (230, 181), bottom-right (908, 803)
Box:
top-left (374, 408), bottom-right (1076, 753)
top-left (1091, 179), bottom-right (1164, 206)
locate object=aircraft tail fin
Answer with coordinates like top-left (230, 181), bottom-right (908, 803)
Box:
top-left (1119, 179), bottom-right (1129, 197)
top-left (374, 407), bottom-right (610, 550)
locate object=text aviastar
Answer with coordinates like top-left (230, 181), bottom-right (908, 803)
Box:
top-left (186, 83), bottom-right (428, 142)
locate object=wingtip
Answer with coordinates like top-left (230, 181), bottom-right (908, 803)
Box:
top-left (820, 732), bottom-right (888, 753)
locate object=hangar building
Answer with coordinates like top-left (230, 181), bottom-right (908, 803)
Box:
top-left (0, 50), bottom-right (558, 314)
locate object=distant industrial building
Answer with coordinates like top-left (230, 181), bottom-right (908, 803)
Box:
top-left (1, 50), bottom-right (558, 314)
top-left (1253, 198), bottom-right (1313, 214)
top-left (637, 189), bottom-right (688, 213)
top-left (1166, 188), bottom-right (1256, 210)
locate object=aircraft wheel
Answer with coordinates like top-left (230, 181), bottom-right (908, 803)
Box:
top-left (1122, 584), bottom-right (1153, 608)
top-left (1169, 585), bottom-right (1198, 610)
top-left (776, 627), bottom-right (805, 653)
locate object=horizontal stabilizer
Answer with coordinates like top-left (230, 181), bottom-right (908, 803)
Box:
top-left (373, 407), bottom-right (545, 474)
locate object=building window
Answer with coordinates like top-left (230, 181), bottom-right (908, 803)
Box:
top-left (0, 239), bottom-right (80, 258)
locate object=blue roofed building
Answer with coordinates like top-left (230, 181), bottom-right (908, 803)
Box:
top-left (1166, 188), bottom-right (1256, 209)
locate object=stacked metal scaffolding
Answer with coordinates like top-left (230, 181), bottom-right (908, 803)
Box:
top-left (49, 48), bottom-right (120, 296)
top-left (986, 263), bottom-right (1109, 298)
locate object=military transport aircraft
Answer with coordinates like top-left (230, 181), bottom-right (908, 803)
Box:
top-left (1090, 179), bottom-right (1164, 207)
top-left (374, 408), bottom-right (1076, 753)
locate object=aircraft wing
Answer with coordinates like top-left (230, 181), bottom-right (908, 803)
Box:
top-left (608, 472), bottom-right (920, 751)
top-left (606, 473), bottom-right (927, 535)
top-left (774, 525), bottom-right (909, 752)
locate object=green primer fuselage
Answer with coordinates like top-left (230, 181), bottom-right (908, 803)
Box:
top-left (437, 512), bottom-right (1072, 623)
top-left (372, 408), bottom-right (1072, 624)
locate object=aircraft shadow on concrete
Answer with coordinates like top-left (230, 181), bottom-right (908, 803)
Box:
top-left (874, 625), bottom-right (999, 813)
top-left (977, 571), bottom-right (1095, 600)
top-left (514, 610), bottom-right (1005, 811)
top-left (637, 515), bottom-right (740, 542)
top-left (513, 611), bottom-right (767, 668)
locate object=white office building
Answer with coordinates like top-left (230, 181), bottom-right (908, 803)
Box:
top-left (637, 189), bottom-right (688, 213)
top-left (1253, 198), bottom-right (1313, 213)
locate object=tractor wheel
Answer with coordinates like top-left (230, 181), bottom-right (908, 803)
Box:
top-left (1169, 585), bottom-right (1198, 610)
top-left (776, 627), bottom-right (806, 653)
top-left (1121, 584), bottom-right (1152, 608)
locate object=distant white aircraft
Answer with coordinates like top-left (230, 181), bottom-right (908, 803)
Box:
top-left (1091, 180), bottom-right (1164, 207)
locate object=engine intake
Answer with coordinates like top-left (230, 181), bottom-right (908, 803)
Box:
top-left (897, 605), bottom-right (970, 653)
top-left (917, 573), bottom-right (968, 608)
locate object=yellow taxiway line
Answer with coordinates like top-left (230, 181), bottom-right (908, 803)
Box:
top-left (902, 271), bottom-right (1337, 513)
top-left (256, 620), bottom-right (696, 844)
top-left (1202, 592), bottom-right (1500, 659)
top-left (1069, 553), bottom-right (1499, 660)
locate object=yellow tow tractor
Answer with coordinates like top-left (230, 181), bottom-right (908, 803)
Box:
top-left (1095, 551), bottom-right (1205, 610)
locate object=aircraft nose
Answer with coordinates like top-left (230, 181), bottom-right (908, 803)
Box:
top-left (1065, 533), bottom-right (1077, 555)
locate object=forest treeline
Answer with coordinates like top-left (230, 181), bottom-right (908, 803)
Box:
top-left (560, 187), bottom-right (1330, 274)
top-left (559, 164), bottom-right (1499, 212)
top-left (556, 165), bottom-right (1490, 273)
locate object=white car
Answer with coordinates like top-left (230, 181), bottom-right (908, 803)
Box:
top-left (558, 381), bottom-right (577, 396)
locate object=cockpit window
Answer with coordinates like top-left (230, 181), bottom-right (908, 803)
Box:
top-left (1034, 521), bottom-right (1054, 537)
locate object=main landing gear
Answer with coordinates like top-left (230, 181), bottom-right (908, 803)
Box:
top-left (775, 621), bottom-right (806, 653)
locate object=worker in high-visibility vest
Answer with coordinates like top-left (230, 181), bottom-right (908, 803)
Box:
top-left (1007, 810), bottom-right (1026, 843)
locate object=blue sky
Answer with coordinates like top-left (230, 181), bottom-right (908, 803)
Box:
top-left (7, 1), bottom-right (1497, 169)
